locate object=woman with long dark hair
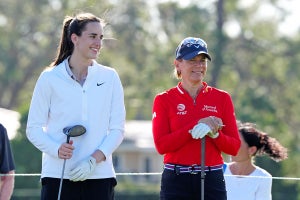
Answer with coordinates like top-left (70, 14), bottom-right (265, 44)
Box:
top-left (224, 121), bottom-right (288, 200)
top-left (26, 12), bottom-right (125, 200)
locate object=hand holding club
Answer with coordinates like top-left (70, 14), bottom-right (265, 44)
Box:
top-left (58, 140), bottom-right (74, 159)
top-left (198, 116), bottom-right (223, 134)
top-left (190, 116), bottom-right (224, 139)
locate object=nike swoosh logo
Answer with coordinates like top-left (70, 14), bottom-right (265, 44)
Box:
top-left (97, 82), bottom-right (105, 86)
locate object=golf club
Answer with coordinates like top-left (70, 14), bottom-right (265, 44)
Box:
top-left (57, 125), bottom-right (86, 200)
top-left (201, 136), bottom-right (206, 200)
top-left (201, 123), bottom-right (224, 200)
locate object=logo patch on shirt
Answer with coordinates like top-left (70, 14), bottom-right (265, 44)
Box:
top-left (202, 105), bottom-right (218, 113)
top-left (97, 82), bottom-right (104, 86)
top-left (177, 104), bottom-right (187, 115)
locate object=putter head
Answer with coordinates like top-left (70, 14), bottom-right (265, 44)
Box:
top-left (63, 125), bottom-right (86, 139)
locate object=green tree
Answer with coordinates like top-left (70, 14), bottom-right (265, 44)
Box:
top-left (1, 0), bottom-right (300, 199)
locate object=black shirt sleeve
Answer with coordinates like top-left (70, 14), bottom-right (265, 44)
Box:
top-left (0, 123), bottom-right (15, 173)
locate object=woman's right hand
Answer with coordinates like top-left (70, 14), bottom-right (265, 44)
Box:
top-left (58, 140), bottom-right (74, 159)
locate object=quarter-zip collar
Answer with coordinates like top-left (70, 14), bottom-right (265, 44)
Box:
top-left (176, 82), bottom-right (209, 105)
top-left (176, 82), bottom-right (208, 95)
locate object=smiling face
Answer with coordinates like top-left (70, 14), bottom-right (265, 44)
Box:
top-left (71, 21), bottom-right (103, 62)
top-left (175, 54), bottom-right (208, 85)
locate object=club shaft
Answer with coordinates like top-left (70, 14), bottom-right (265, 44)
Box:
top-left (201, 137), bottom-right (206, 200)
top-left (57, 159), bottom-right (66, 200)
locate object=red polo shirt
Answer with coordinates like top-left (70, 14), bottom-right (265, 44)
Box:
top-left (152, 82), bottom-right (241, 166)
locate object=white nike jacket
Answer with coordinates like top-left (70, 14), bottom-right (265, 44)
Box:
top-left (26, 58), bottom-right (126, 179)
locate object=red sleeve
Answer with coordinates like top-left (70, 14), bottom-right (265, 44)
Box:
top-left (152, 94), bottom-right (197, 155)
top-left (213, 93), bottom-right (241, 156)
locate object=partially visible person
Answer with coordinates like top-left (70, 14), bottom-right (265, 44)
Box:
top-left (152, 37), bottom-right (241, 200)
top-left (224, 121), bottom-right (288, 200)
top-left (0, 123), bottom-right (15, 200)
top-left (26, 12), bottom-right (125, 200)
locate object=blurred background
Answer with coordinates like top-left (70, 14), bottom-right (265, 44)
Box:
top-left (1, 0), bottom-right (300, 199)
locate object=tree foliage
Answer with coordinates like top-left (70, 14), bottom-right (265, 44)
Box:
top-left (1, 0), bottom-right (300, 199)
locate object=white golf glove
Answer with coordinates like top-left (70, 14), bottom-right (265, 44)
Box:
top-left (69, 156), bottom-right (96, 181)
top-left (198, 116), bottom-right (223, 134)
top-left (189, 123), bottom-right (211, 139)
top-left (190, 123), bottom-right (221, 139)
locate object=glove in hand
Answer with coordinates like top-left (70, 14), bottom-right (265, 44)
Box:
top-left (190, 123), bottom-right (211, 139)
top-left (198, 116), bottom-right (223, 134)
top-left (69, 156), bottom-right (96, 181)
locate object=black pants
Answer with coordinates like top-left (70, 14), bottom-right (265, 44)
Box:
top-left (160, 169), bottom-right (226, 200)
top-left (41, 177), bottom-right (117, 200)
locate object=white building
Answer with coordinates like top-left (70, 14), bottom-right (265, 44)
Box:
top-left (0, 108), bottom-right (20, 140)
top-left (114, 120), bottom-right (163, 183)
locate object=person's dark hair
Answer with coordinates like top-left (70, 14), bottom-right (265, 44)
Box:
top-left (51, 12), bottom-right (105, 67)
top-left (238, 122), bottom-right (288, 162)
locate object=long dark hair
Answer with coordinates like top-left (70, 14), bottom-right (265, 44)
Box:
top-left (50, 12), bottom-right (105, 67)
top-left (238, 121), bottom-right (288, 162)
